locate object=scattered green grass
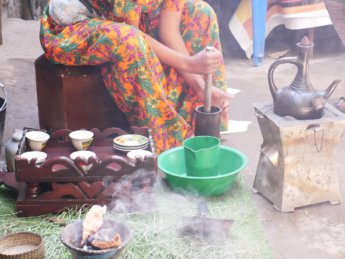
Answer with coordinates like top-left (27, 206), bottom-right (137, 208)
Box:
top-left (0, 177), bottom-right (273, 259)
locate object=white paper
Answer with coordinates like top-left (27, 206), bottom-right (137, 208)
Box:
top-left (226, 88), bottom-right (241, 96)
top-left (220, 120), bottom-right (252, 134)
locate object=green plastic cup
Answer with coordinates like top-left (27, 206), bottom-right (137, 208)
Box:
top-left (183, 136), bottom-right (220, 177)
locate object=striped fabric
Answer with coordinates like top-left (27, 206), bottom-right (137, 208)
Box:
top-left (229, 0), bottom-right (332, 58)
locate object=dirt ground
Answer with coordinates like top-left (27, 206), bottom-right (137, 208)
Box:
top-left (1, 18), bottom-right (345, 259)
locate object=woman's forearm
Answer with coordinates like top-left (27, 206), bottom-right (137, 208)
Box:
top-left (143, 33), bottom-right (191, 71)
top-left (143, 33), bottom-right (207, 100)
top-left (157, 10), bottom-right (206, 99)
top-left (159, 33), bottom-right (206, 100)
top-left (142, 10), bottom-right (223, 101)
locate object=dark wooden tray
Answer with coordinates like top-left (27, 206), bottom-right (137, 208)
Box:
top-left (12, 127), bottom-right (156, 217)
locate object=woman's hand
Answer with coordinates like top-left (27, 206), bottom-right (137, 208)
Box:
top-left (185, 47), bottom-right (224, 75)
top-left (196, 85), bottom-right (232, 119)
top-left (211, 87), bottom-right (232, 120)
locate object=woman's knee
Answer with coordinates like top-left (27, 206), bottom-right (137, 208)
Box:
top-left (200, 1), bottom-right (217, 20)
top-left (185, 0), bottom-right (218, 23)
top-left (181, 0), bottom-right (220, 52)
top-left (102, 23), bottom-right (141, 44)
top-left (100, 22), bottom-right (148, 61)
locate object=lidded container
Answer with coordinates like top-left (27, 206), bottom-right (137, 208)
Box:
top-left (5, 129), bottom-right (23, 172)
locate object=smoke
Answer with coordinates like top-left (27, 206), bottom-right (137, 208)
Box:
top-left (107, 168), bottom-right (155, 213)
top-left (99, 168), bottom-right (239, 259)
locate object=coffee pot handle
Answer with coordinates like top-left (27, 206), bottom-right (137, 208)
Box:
top-left (268, 57), bottom-right (300, 99)
top-left (0, 83), bottom-right (7, 112)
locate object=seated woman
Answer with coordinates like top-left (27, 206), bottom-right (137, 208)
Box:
top-left (40, 0), bottom-right (231, 153)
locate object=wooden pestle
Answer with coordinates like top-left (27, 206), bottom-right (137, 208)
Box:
top-left (204, 46), bottom-right (213, 113)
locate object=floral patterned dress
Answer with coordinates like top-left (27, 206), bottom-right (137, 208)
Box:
top-left (40, 0), bottom-right (227, 154)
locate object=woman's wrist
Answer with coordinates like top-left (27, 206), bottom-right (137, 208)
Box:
top-left (181, 55), bottom-right (192, 72)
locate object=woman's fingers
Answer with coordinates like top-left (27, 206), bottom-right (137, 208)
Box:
top-left (205, 48), bottom-right (222, 62)
top-left (211, 87), bottom-right (231, 107)
top-left (189, 48), bottom-right (223, 74)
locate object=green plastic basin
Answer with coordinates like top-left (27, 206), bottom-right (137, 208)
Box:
top-left (158, 145), bottom-right (248, 196)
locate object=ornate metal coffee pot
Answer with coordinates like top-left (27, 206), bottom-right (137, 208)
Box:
top-left (268, 36), bottom-right (341, 120)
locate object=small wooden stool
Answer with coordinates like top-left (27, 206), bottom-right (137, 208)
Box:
top-left (35, 55), bottom-right (129, 131)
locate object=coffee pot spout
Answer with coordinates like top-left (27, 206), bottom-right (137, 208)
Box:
top-left (321, 79), bottom-right (341, 100)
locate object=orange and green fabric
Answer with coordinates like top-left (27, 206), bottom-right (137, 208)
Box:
top-left (40, 0), bottom-right (227, 154)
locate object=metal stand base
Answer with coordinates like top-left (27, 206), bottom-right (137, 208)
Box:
top-left (253, 102), bottom-right (345, 212)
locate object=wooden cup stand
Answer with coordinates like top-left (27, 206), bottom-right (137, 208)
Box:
top-left (1, 127), bottom-right (156, 217)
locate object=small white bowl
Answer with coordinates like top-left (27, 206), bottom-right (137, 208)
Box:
top-left (26, 131), bottom-right (50, 151)
top-left (70, 150), bottom-right (96, 161)
top-left (127, 150), bottom-right (153, 163)
top-left (69, 130), bottom-right (94, 150)
top-left (70, 151), bottom-right (96, 171)
top-left (20, 151), bottom-right (47, 164)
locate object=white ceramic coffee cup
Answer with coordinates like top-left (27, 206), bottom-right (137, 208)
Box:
top-left (70, 150), bottom-right (96, 171)
top-left (127, 150), bottom-right (152, 163)
top-left (20, 151), bottom-right (47, 164)
top-left (69, 130), bottom-right (94, 150)
top-left (26, 131), bottom-right (50, 151)
top-left (70, 150), bottom-right (96, 161)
